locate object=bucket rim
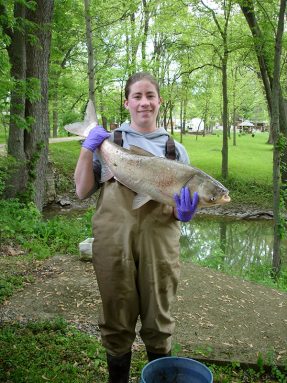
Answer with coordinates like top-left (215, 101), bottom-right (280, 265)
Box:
top-left (141, 356), bottom-right (213, 380)
top-left (143, 356), bottom-right (212, 367)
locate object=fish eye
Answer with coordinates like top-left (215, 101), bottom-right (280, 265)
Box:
top-left (210, 196), bottom-right (216, 202)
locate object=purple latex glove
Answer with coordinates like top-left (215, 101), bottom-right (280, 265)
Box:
top-left (82, 125), bottom-right (110, 152)
top-left (173, 188), bottom-right (199, 222)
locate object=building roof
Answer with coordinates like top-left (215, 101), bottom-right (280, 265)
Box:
top-left (238, 120), bottom-right (254, 127)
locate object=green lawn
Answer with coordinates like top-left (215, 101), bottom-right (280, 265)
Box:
top-left (177, 131), bottom-right (272, 185)
top-left (49, 141), bottom-right (81, 177)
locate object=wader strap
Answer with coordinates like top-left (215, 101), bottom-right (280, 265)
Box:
top-left (113, 131), bottom-right (176, 160)
top-left (165, 137), bottom-right (176, 160)
top-left (114, 130), bottom-right (123, 147)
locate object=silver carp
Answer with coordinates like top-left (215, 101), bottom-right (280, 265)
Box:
top-left (65, 101), bottom-right (230, 209)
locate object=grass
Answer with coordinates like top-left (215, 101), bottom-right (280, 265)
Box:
top-left (175, 131), bottom-right (273, 208)
top-left (0, 319), bottom-right (107, 383)
top-left (49, 141), bottom-right (81, 177)
top-left (49, 141), bottom-right (82, 192)
top-left (180, 132), bottom-right (272, 184)
top-left (0, 319), bottom-right (285, 383)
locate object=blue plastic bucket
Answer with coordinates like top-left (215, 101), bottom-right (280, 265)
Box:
top-left (140, 356), bottom-right (213, 383)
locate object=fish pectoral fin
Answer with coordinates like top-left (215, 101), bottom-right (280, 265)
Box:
top-left (100, 162), bottom-right (114, 183)
top-left (132, 194), bottom-right (152, 209)
top-left (129, 145), bottom-right (154, 157)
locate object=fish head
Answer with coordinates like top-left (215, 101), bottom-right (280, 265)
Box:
top-left (187, 176), bottom-right (231, 207)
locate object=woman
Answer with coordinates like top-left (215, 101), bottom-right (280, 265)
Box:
top-left (74, 72), bottom-right (198, 383)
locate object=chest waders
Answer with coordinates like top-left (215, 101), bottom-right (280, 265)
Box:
top-left (91, 132), bottom-right (181, 381)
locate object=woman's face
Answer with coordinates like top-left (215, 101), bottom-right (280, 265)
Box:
top-left (124, 80), bottom-right (162, 132)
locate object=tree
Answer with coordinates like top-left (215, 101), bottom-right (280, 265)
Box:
top-left (1, 0), bottom-right (54, 210)
top-left (198, 0), bottom-right (233, 179)
top-left (239, 0), bottom-right (287, 186)
top-left (270, 0), bottom-right (286, 277)
top-left (84, 0), bottom-right (96, 113)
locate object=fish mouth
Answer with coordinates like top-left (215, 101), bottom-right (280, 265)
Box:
top-left (218, 194), bottom-right (231, 204)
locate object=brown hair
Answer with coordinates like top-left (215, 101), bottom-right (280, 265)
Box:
top-left (124, 72), bottom-right (160, 99)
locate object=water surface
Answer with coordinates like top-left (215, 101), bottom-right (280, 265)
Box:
top-left (180, 216), bottom-right (286, 275)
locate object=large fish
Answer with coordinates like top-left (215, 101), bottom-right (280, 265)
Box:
top-left (65, 101), bottom-right (231, 209)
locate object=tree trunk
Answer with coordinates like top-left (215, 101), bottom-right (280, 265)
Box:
top-left (5, 3), bottom-right (28, 197)
top-left (271, 0), bottom-right (286, 278)
top-left (240, 2), bottom-right (287, 159)
top-left (240, 3), bottom-right (272, 117)
top-left (84, 0), bottom-right (97, 113)
top-left (240, 0), bottom-right (287, 199)
top-left (221, 52), bottom-right (229, 179)
top-left (169, 104), bottom-right (174, 135)
top-left (130, 13), bottom-right (137, 72)
top-left (141, 0), bottom-right (150, 70)
top-left (52, 80), bottom-right (58, 137)
top-left (24, 0), bottom-right (54, 210)
top-left (232, 108), bottom-right (237, 147)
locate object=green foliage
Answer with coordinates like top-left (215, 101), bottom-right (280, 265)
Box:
top-left (267, 352), bottom-right (287, 383)
top-left (207, 360), bottom-right (286, 383)
top-left (0, 320), bottom-right (107, 383)
top-left (0, 154), bottom-right (18, 197)
top-left (0, 198), bottom-right (93, 256)
top-left (62, 110), bottom-right (84, 127)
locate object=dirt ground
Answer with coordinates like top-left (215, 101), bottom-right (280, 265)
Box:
top-left (0, 251), bottom-right (286, 367)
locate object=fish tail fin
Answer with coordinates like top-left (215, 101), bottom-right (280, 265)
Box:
top-left (64, 100), bottom-right (98, 137)
top-left (84, 100), bottom-right (98, 125)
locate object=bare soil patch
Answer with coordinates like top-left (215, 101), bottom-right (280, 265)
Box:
top-left (0, 253), bottom-right (286, 367)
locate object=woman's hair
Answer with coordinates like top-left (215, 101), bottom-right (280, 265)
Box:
top-left (125, 72), bottom-right (160, 99)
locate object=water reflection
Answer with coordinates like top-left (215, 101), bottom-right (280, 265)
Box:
top-left (180, 217), bottom-right (287, 274)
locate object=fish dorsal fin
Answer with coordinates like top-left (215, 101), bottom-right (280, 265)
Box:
top-left (100, 162), bottom-right (114, 183)
top-left (132, 194), bottom-right (152, 209)
top-left (129, 145), bottom-right (155, 157)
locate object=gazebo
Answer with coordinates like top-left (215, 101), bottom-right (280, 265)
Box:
top-left (238, 120), bottom-right (254, 133)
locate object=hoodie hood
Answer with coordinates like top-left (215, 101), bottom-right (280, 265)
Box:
top-left (111, 122), bottom-right (171, 157)
top-left (116, 122), bottom-right (169, 139)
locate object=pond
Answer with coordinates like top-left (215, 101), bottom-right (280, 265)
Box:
top-left (43, 203), bottom-right (286, 279)
top-left (180, 216), bottom-right (287, 278)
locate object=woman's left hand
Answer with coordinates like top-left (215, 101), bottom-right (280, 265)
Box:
top-left (173, 188), bottom-right (199, 222)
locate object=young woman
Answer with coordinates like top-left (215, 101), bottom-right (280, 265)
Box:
top-left (74, 72), bottom-right (198, 383)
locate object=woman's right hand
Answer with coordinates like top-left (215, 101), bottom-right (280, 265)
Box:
top-left (82, 126), bottom-right (110, 152)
